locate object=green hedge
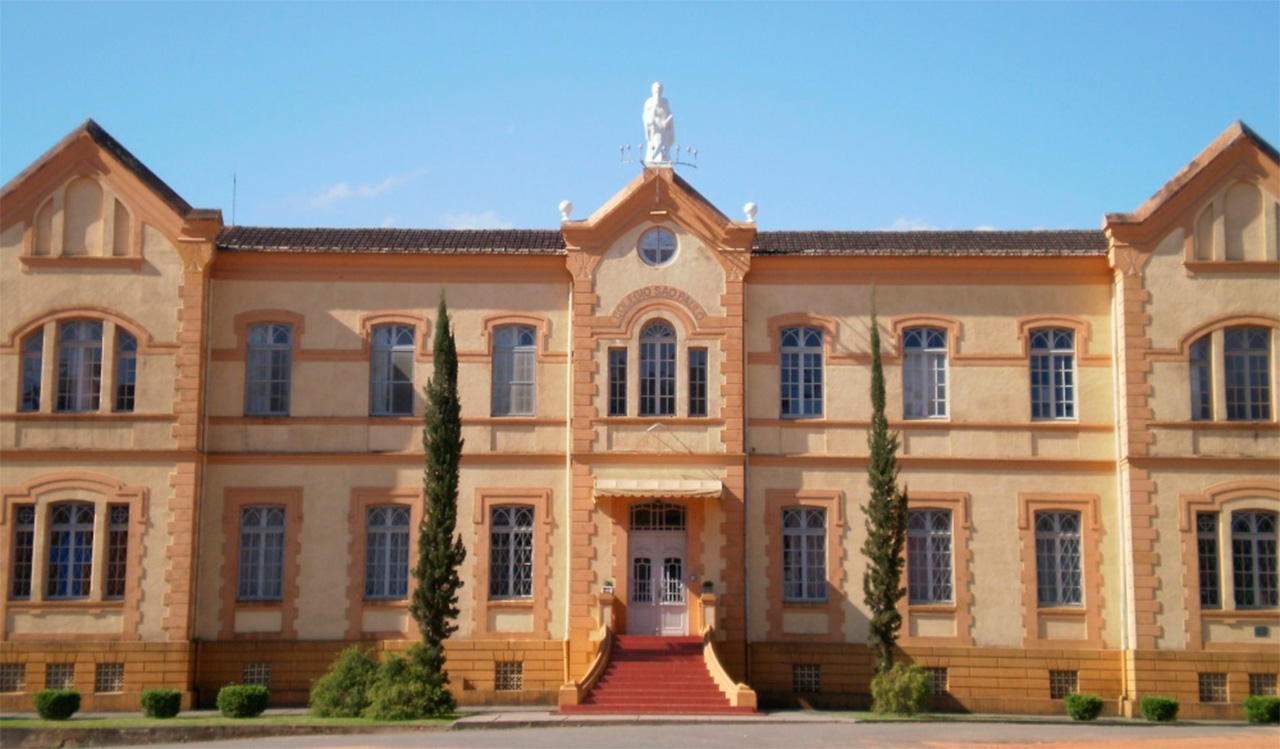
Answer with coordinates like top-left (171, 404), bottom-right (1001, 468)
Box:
top-left (33, 689), bottom-right (81, 720)
top-left (1064, 693), bottom-right (1104, 721)
top-left (310, 646), bottom-right (377, 718)
top-left (140, 688), bottom-right (182, 718)
top-left (1243, 695), bottom-right (1280, 724)
top-left (216, 685), bottom-right (269, 718)
top-left (1139, 695), bottom-right (1179, 722)
top-left (869, 663), bottom-right (930, 716)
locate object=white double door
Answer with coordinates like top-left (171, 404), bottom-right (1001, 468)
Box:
top-left (627, 530), bottom-right (688, 636)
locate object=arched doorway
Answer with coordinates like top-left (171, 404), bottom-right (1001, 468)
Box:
top-left (627, 501), bottom-right (688, 636)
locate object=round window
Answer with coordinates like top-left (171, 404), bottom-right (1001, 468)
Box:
top-left (638, 227), bottom-right (677, 266)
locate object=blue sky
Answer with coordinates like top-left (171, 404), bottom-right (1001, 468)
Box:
top-left (2, 2), bottom-right (1276, 231)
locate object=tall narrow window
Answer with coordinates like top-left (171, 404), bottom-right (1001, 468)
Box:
top-left (907, 509), bottom-right (953, 604)
top-left (780, 326), bottom-right (823, 418)
top-left (238, 506), bottom-right (285, 600)
top-left (1225, 327), bottom-right (1272, 421)
top-left (688, 347), bottom-right (708, 417)
top-left (47, 503), bottom-right (94, 599)
top-left (1035, 511), bottom-right (1082, 606)
top-left (56, 320), bottom-right (103, 412)
top-left (608, 348), bottom-right (628, 416)
top-left (640, 321), bottom-right (676, 417)
top-left (10, 505), bottom-right (35, 600)
top-left (489, 506), bottom-right (534, 599)
top-left (114, 330), bottom-right (137, 413)
top-left (903, 327), bottom-right (948, 419)
top-left (245, 323), bottom-right (292, 416)
top-left (1197, 513), bottom-right (1221, 609)
top-left (1030, 328), bottom-right (1075, 420)
top-left (781, 507), bottom-right (826, 602)
top-left (370, 324), bottom-right (414, 416)
top-left (20, 331), bottom-right (42, 412)
top-left (1189, 335), bottom-right (1212, 421)
top-left (364, 506), bottom-right (410, 599)
top-left (492, 325), bottom-right (536, 416)
top-left (1232, 511), bottom-right (1278, 608)
top-left (104, 505), bottom-right (129, 599)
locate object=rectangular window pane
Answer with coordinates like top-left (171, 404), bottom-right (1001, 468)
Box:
top-left (10, 506), bottom-right (35, 600)
top-left (105, 505), bottom-right (129, 599)
top-left (688, 348), bottom-right (707, 417)
top-left (1197, 513), bottom-right (1221, 608)
top-left (608, 348), bottom-right (627, 416)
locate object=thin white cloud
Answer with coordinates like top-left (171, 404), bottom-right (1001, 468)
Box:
top-left (974, 224), bottom-right (999, 231)
top-left (308, 168), bottom-right (428, 208)
top-left (441, 210), bottom-right (513, 230)
top-left (883, 216), bottom-right (937, 231)
top-left (381, 216), bottom-right (396, 228)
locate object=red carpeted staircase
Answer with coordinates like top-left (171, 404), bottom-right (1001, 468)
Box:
top-left (561, 635), bottom-right (754, 714)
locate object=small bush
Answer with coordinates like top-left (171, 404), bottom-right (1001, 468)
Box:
top-left (140, 688), bottom-right (182, 718)
top-left (1139, 695), bottom-right (1179, 722)
top-left (1064, 693), bottom-right (1104, 721)
top-left (1243, 695), bottom-right (1280, 724)
top-left (870, 662), bottom-right (930, 716)
top-left (216, 684), bottom-right (269, 718)
top-left (33, 689), bottom-right (80, 720)
top-left (310, 646), bottom-right (378, 718)
top-left (365, 644), bottom-right (454, 720)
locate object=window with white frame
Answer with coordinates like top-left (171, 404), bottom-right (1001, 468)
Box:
top-left (780, 326), bottom-right (823, 418)
top-left (20, 331), bottom-right (42, 412)
top-left (1030, 328), bottom-right (1075, 420)
top-left (47, 502), bottom-right (95, 599)
top-left (364, 505), bottom-right (410, 599)
top-left (370, 324), bottom-right (414, 416)
top-left (903, 327), bottom-right (947, 419)
top-left (237, 505), bottom-right (285, 601)
top-left (245, 323), bottom-right (292, 416)
top-left (1231, 510), bottom-right (1278, 608)
top-left (782, 507), bottom-right (826, 602)
top-left (489, 505), bottom-right (534, 599)
top-left (1189, 335), bottom-right (1212, 421)
top-left (9, 505), bottom-right (36, 600)
top-left (56, 320), bottom-right (103, 412)
top-left (492, 325), bottom-right (537, 416)
top-left (1034, 511), bottom-right (1082, 607)
top-left (608, 348), bottom-right (627, 416)
top-left (639, 321), bottom-right (676, 417)
top-left (907, 509), bottom-right (953, 604)
top-left (1225, 327), bottom-right (1272, 421)
top-left (104, 505), bottom-right (130, 599)
top-left (688, 347), bottom-right (708, 417)
top-left (1197, 513), bottom-right (1221, 608)
top-left (114, 330), bottom-right (137, 413)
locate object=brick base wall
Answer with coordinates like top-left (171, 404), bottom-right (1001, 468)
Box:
top-left (0, 641), bottom-right (194, 713)
top-left (1129, 649), bottom-right (1280, 720)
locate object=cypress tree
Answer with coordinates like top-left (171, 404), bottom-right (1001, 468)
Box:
top-left (861, 289), bottom-right (909, 674)
top-left (409, 294), bottom-right (467, 697)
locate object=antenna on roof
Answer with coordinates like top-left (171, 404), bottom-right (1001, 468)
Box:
top-left (231, 173), bottom-right (237, 226)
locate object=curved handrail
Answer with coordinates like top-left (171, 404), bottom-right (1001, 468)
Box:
top-left (701, 625), bottom-right (757, 709)
top-left (577, 625), bottom-right (613, 698)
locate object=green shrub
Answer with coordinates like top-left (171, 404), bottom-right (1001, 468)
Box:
top-left (140, 688), bottom-right (182, 718)
top-left (1243, 695), bottom-right (1280, 724)
top-left (216, 684), bottom-right (269, 718)
top-left (33, 689), bottom-right (80, 720)
top-left (1064, 693), bottom-right (1104, 721)
top-left (870, 662), bottom-right (929, 716)
top-left (1139, 695), bottom-right (1179, 722)
top-left (365, 644), bottom-right (454, 720)
top-left (310, 646), bottom-right (378, 718)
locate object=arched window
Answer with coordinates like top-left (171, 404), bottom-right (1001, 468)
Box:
top-left (639, 321), bottom-right (676, 417)
top-left (782, 507), bottom-right (826, 601)
top-left (1225, 327), bottom-right (1272, 421)
top-left (56, 320), bottom-right (103, 412)
top-left (245, 323), bottom-right (292, 416)
top-left (364, 505), bottom-right (410, 599)
top-left (780, 326), bottom-right (823, 418)
top-left (1030, 328), bottom-right (1075, 420)
top-left (1034, 511), bottom-right (1082, 606)
top-left (489, 505), bottom-right (534, 599)
top-left (903, 327), bottom-right (947, 419)
top-left (370, 324), bottom-right (414, 416)
top-left (492, 325), bottom-right (537, 416)
top-left (238, 505), bottom-right (286, 601)
top-left (907, 509), bottom-right (953, 604)
top-left (47, 502), bottom-right (95, 599)
top-left (1231, 511), bottom-right (1278, 608)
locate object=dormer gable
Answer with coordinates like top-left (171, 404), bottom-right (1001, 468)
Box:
top-left (0, 119), bottom-right (221, 267)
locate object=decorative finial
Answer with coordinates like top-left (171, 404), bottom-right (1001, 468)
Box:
top-left (744, 202), bottom-right (758, 223)
top-left (559, 200), bottom-right (574, 221)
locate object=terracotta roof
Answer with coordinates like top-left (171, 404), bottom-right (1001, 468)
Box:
top-left (217, 226), bottom-right (566, 255)
top-left (751, 230), bottom-right (1108, 256)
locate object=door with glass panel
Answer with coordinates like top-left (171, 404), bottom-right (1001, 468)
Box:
top-left (627, 501), bottom-right (688, 636)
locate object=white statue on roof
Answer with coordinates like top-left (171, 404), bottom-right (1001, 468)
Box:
top-left (643, 82), bottom-right (675, 164)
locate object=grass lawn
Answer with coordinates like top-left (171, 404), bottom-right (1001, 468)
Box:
top-left (0, 714), bottom-right (460, 730)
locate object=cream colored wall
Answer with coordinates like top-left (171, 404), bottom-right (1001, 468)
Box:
top-left (196, 463), bottom-right (567, 641)
top-left (592, 222), bottom-right (727, 320)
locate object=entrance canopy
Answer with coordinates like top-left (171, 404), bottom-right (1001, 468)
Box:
top-left (594, 478), bottom-right (722, 502)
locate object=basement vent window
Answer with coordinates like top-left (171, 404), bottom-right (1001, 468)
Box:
top-left (242, 662), bottom-right (271, 688)
top-left (1250, 673), bottom-right (1278, 697)
top-left (1199, 672), bottom-right (1228, 703)
top-left (1048, 670), bottom-right (1078, 700)
top-left (792, 664), bottom-right (821, 694)
top-left (46, 663), bottom-right (75, 690)
top-left (495, 661), bottom-right (523, 691)
top-left (0, 664), bottom-right (25, 693)
top-left (925, 667), bottom-right (949, 696)
top-left (95, 663), bottom-right (125, 693)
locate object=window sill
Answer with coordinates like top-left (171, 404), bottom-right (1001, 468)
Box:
top-left (20, 256), bottom-right (144, 271)
top-left (1184, 260), bottom-right (1280, 276)
top-left (361, 599), bottom-right (409, 608)
top-left (1036, 606), bottom-right (1087, 617)
top-left (234, 599), bottom-right (284, 608)
top-left (7, 599), bottom-right (124, 613)
top-left (781, 600), bottom-right (830, 610)
top-left (1, 412), bottom-right (175, 422)
top-left (1200, 608), bottom-right (1279, 622)
top-left (595, 416), bottom-right (716, 425)
top-left (488, 598), bottom-right (535, 608)
top-left (907, 603), bottom-right (957, 613)
top-left (1149, 420), bottom-right (1278, 431)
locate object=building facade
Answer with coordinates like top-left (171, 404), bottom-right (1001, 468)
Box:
top-left (0, 119), bottom-right (1276, 717)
